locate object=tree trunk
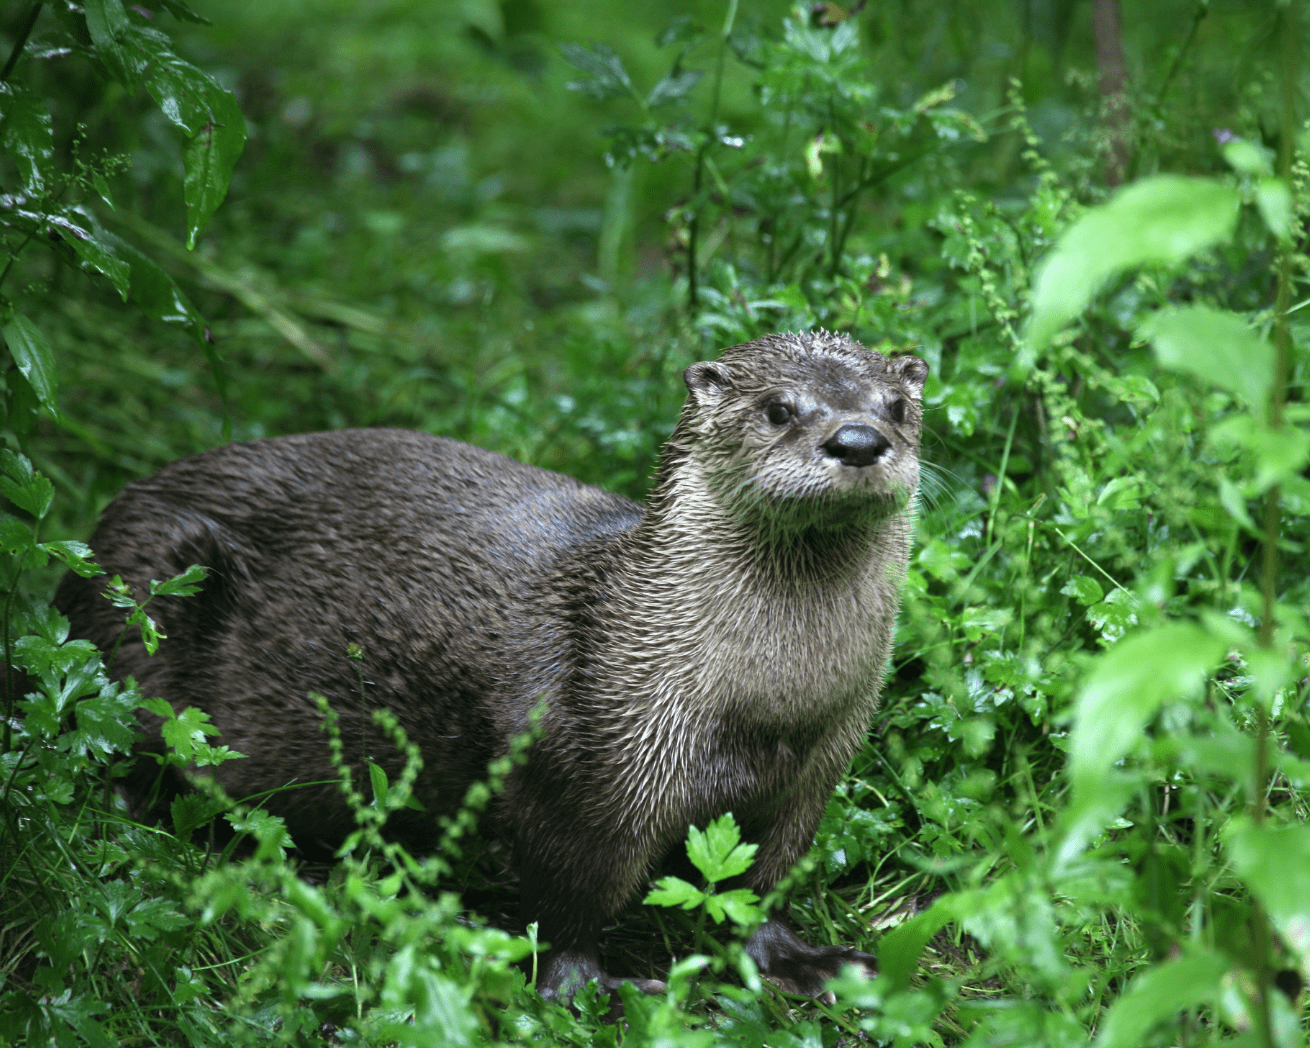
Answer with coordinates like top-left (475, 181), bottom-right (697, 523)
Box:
top-left (1092, 0), bottom-right (1130, 185)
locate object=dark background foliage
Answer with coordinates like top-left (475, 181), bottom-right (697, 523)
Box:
top-left (1, 1), bottom-right (1308, 1045)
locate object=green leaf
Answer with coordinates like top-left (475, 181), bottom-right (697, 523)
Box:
top-left (1070, 623), bottom-right (1225, 791)
top-left (45, 995), bottom-right (114, 1048)
top-left (49, 207), bottom-right (132, 297)
top-left (0, 82), bottom-right (54, 193)
top-left (643, 876), bottom-right (705, 910)
top-left (1028, 176), bottom-right (1240, 350)
top-left (1093, 950), bottom-right (1229, 1048)
top-left (1256, 178), bottom-right (1295, 240)
top-left (1060, 576), bottom-right (1103, 607)
top-left (704, 887), bottom-right (761, 926)
top-left (82, 7), bottom-right (247, 247)
top-left (0, 512), bottom-right (33, 556)
top-left (559, 42), bottom-right (634, 101)
top-left (141, 695), bottom-right (175, 720)
top-left (1217, 475), bottom-right (1258, 531)
top-left (151, 0), bottom-right (212, 23)
top-left (150, 563), bottom-right (208, 597)
top-left (112, 234), bottom-right (206, 336)
top-left (686, 813), bottom-right (758, 883)
top-left (160, 704), bottom-right (221, 762)
top-left (2, 313), bottom-right (58, 416)
top-left (64, 682), bottom-right (140, 760)
top-left (1226, 819), bottom-right (1310, 963)
top-left (648, 69), bottom-right (704, 108)
top-left (1139, 305), bottom-right (1274, 410)
top-left (878, 895), bottom-right (958, 992)
top-left (1221, 137), bottom-right (1272, 176)
top-left (41, 540), bottom-right (105, 578)
top-left (0, 450), bottom-right (53, 519)
top-left (182, 88), bottom-right (246, 247)
top-left (84, 0), bottom-right (141, 90)
top-left (369, 761), bottom-right (390, 810)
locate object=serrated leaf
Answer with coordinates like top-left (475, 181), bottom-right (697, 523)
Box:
top-left (45, 995), bottom-right (114, 1048)
top-left (42, 540), bottom-right (105, 578)
top-left (2, 312), bottom-right (58, 416)
top-left (559, 42), bottom-right (633, 101)
top-left (160, 704), bottom-right (220, 761)
top-left (686, 813), bottom-right (758, 883)
top-left (1070, 623), bottom-right (1225, 791)
top-left (1140, 305), bottom-right (1274, 410)
top-left (0, 82), bottom-right (54, 193)
top-left (1093, 950), bottom-right (1229, 1048)
top-left (1060, 576), bottom-right (1103, 607)
top-left (141, 695), bottom-right (175, 719)
top-left (647, 69), bottom-right (704, 108)
top-left (643, 876), bottom-right (705, 910)
top-left (0, 512), bottom-right (33, 555)
top-left (1028, 176), bottom-right (1240, 350)
top-left (705, 888), bottom-right (761, 926)
top-left (150, 563), bottom-right (208, 596)
top-left (66, 682), bottom-right (140, 759)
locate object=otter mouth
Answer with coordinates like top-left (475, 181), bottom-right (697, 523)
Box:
top-left (729, 478), bottom-right (914, 534)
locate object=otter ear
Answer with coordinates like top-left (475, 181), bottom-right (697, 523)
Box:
top-left (684, 361), bottom-right (733, 405)
top-left (892, 355), bottom-right (929, 396)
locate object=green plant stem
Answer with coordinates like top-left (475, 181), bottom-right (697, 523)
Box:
top-left (985, 405), bottom-right (1019, 542)
top-left (1247, 11), bottom-right (1297, 1048)
top-left (1154, 1), bottom-right (1206, 108)
top-left (0, 3), bottom-right (42, 83)
top-left (687, 0), bottom-right (737, 313)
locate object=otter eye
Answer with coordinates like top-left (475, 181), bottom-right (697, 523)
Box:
top-left (766, 402), bottom-right (793, 426)
top-left (889, 398), bottom-right (906, 424)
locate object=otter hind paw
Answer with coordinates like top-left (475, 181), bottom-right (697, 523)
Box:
top-left (746, 920), bottom-right (877, 1000)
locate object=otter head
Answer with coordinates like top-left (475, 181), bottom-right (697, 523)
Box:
top-left (677, 331), bottom-right (927, 533)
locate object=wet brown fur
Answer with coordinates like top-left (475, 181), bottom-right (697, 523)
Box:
top-left (54, 331), bottom-right (927, 998)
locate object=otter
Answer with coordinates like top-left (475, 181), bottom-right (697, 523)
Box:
top-left (54, 330), bottom-right (927, 1000)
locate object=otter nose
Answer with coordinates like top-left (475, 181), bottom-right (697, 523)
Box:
top-left (822, 424), bottom-right (891, 467)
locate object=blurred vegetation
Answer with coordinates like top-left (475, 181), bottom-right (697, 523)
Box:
top-left (1, 0), bottom-right (1309, 1044)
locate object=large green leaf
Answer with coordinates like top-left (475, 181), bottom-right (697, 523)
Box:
top-left (1070, 622), bottom-right (1225, 791)
top-left (1093, 950), bottom-right (1229, 1048)
top-left (0, 83), bottom-right (54, 193)
top-left (1227, 820), bottom-right (1310, 964)
top-left (82, 2), bottom-right (246, 246)
top-left (1028, 176), bottom-right (1240, 349)
top-left (182, 88), bottom-right (246, 248)
top-left (1139, 305), bottom-right (1274, 410)
top-left (83, 0), bottom-right (141, 90)
top-left (1, 313), bottom-right (57, 416)
top-left (49, 207), bottom-right (132, 297)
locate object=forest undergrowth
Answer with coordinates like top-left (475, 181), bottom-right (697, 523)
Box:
top-left (0, 1), bottom-right (1308, 1045)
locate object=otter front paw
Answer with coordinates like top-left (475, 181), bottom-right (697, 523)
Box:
top-left (538, 948), bottom-right (666, 1003)
top-left (745, 919), bottom-right (877, 1003)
